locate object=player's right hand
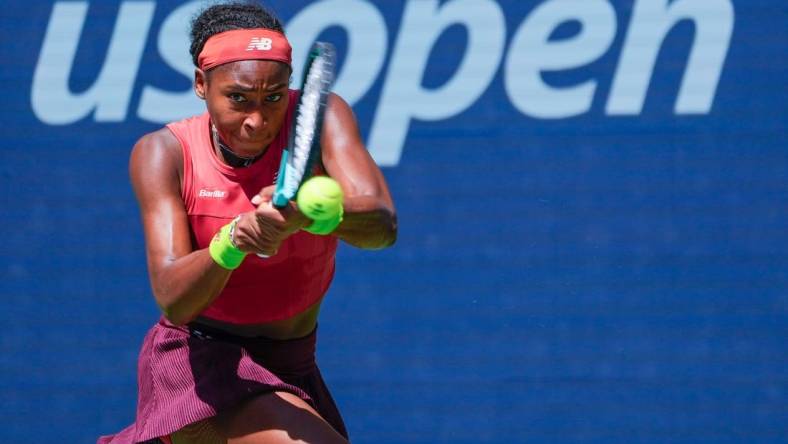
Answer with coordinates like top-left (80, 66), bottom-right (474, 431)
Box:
top-left (233, 185), bottom-right (309, 256)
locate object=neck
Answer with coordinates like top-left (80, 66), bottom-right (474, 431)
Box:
top-left (211, 125), bottom-right (264, 168)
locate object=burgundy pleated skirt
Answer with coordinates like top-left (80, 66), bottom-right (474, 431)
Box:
top-left (97, 318), bottom-right (347, 443)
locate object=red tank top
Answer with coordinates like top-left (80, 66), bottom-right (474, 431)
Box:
top-left (166, 89), bottom-right (338, 324)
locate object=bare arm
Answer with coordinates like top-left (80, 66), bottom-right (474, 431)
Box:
top-left (130, 129), bottom-right (232, 325)
top-left (320, 94), bottom-right (397, 249)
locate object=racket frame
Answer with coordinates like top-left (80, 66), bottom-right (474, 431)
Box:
top-left (272, 42), bottom-right (336, 208)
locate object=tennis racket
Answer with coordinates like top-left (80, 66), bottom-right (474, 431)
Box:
top-left (271, 41), bottom-right (336, 209)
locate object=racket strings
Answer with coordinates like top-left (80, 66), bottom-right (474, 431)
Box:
top-left (284, 53), bottom-right (332, 195)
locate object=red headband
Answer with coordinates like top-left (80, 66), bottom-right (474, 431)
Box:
top-left (198, 29), bottom-right (292, 71)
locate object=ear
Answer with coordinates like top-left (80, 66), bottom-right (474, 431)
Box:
top-left (194, 68), bottom-right (207, 100)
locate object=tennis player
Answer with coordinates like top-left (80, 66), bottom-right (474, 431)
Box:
top-left (97, 1), bottom-right (396, 443)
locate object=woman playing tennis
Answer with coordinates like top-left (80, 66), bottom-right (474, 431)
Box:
top-left (98, 1), bottom-right (396, 443)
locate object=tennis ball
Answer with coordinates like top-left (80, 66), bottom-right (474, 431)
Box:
top-left (297, 176), bottom-right (344, 221)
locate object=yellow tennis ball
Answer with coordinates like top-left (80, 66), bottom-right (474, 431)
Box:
top-left (297, 176), bottom-right (344, 221)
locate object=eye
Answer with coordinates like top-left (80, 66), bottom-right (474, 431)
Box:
top-left (266, 93), bottom-right (283, 103)
top-left (228, 93), bottom-right (247, 103)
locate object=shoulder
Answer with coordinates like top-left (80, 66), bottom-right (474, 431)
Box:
top-left (322, 93), bottom-right (361, 147)
top-left (136, 126), bottom-right (179, 148)
top-left (323, 93), bottom-right (358, 133)
top-left (326, 92), bottom-right (352, 114)
top-left (132, 127), bottom-right (182, 170)
top-left (130, 127), bottom-right (184, 197)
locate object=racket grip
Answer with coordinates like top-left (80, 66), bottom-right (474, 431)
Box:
top-left (271, 192), bottom-right (289, 208)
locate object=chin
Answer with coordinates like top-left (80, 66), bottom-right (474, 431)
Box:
top-left (232, 138), bottom-right (273, 152)
top-left (234, 139), bottom-right (270, 155)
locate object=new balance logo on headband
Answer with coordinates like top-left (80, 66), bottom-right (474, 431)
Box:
top-left (246, 37), bottom-right (273, 51)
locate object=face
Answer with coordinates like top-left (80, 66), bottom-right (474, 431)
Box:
top-left (195, 60), bottom-right (291, 156)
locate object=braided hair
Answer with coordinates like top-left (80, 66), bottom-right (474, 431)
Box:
top-left (189, 1), bottom-right (285, 67)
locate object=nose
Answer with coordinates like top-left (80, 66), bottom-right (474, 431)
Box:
top-left (243, 110), bottom-right (267, 134)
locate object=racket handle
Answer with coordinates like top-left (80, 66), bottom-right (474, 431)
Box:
top-left (272, 192), bottom-right (289, 208)
top-left (257, 201), bottom-right (278, 258)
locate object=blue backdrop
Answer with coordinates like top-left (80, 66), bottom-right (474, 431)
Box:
top-left (1, 1), bottom-right (786, 443)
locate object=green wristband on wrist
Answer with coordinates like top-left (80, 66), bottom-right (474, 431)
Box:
top-left (303, 209), bottom-right (344, 235)
top-left (209, 217), bottom-right (247, 269)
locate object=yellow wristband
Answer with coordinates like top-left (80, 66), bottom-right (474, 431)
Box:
top-left (209, 217), bottom-right (247, 269)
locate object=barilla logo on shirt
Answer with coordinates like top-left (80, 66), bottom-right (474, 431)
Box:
top-left (246, 37), bottom-right (273, 51)
top-left (198, 189), bottom-right (227, 199)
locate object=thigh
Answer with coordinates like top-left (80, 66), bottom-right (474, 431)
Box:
top-left (170, 419), bottom-right (223, 444)
top-left (172, 391), bottom-right (348, 444)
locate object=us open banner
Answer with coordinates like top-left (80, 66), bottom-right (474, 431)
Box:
top-left (1, 1), bottom-right (786, 443)
top-left (31, 0), bottom-right (733, 165)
